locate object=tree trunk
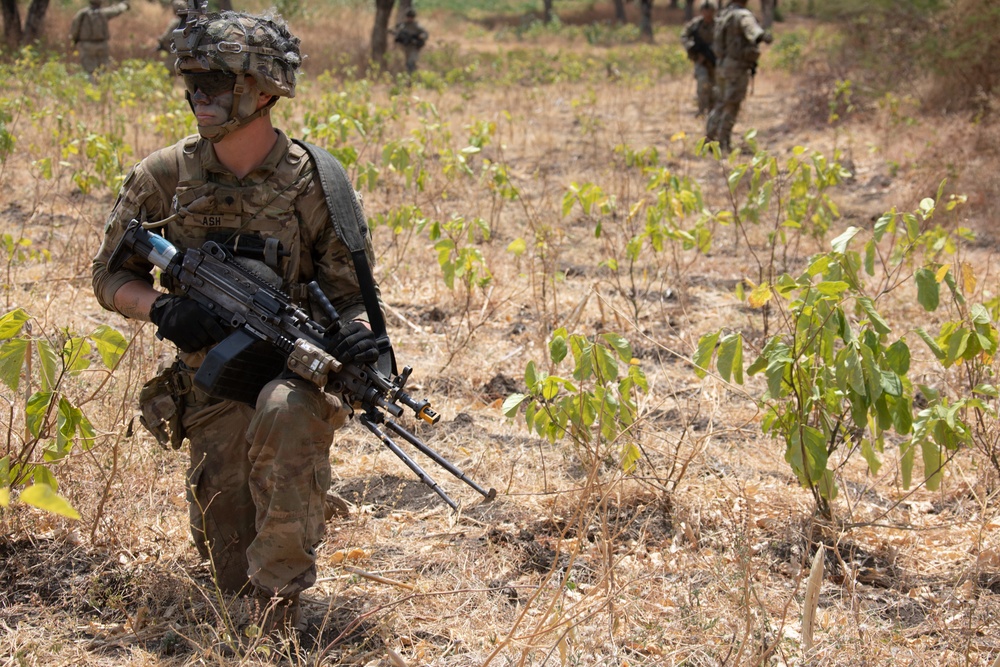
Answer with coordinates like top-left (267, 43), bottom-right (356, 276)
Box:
top-left (639, 0), bottom-right (653, 41)
top-left (216, 0), bottom-right (232, 10)
top-left (684, 0), bottom-right (694, 21)
top-left (543, 0), bottom-right (554, 23)
top-left (23, 0), bottom-right (48, 42)
top-left (371, 0), bottom-right (395, 69)
top-left (395, 0), bottom-right (412, 22)
top-left (669, 0), bottom-right (678, 7)
top-left (1, 0), bottom-right (23, 48)
top-left (613, 0), bottom-right (626, 23)
top-left (761, 0), bottom-right (776, 28)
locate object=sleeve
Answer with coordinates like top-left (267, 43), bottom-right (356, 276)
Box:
top-left (70, 12), bottom-right (82, 42)
top-left (91, 154), bottom-right (176, 313)
top-left (296, 174), bottom-right (385, 326)
top-left (739, 12), bottom-right (765, 44)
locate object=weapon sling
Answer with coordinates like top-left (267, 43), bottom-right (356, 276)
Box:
top-left (294, 140), bottom-right (396, 377)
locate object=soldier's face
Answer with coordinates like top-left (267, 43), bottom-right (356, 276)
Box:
top-left (185, 71), bottom-right (236, 125)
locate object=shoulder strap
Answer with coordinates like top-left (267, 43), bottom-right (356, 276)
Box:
top-left (293, 139), bottom-right (396, 376)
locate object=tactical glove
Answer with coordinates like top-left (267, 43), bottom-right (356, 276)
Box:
top-left (330, 320), bottom-right (379, 364)
top-left (758, 31), bottom-right (773, 44)
top-left (149, 294), bottom-right (227, 353)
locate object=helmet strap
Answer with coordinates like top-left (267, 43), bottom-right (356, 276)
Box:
top-left (187, 73), bottom-right (278, 144)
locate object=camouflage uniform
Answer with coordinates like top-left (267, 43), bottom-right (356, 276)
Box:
top-left (705, 2), bottom-right (769, 152)
top-left (393, 18), bottom-right (428, 73)
top-left (681, 14), bottom-right (716, 116)
top-left (70, 0), bottom-right (130, 75)
top-left (92, 131), bottom-right (380, 595)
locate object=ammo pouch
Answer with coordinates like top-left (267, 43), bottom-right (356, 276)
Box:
top-left (138, 360), bottom-right (191, 450)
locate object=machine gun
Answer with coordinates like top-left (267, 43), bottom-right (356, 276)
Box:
top-left (689, 30), bottom-right (717, 67)
top-left (109, 220), bottom-right (496, 511)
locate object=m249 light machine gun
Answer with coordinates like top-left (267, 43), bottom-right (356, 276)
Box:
top-left (109, 220), bottom-right (495, 511)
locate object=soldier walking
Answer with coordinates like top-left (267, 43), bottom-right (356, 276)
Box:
top-left (705, 0), bottom-right (772, 153)
top-left (392, 7), bottom-right (429, 74)
top-left (681, 1), bottom-right (717, 118)
top-left (92, 9), bottom-right (386, 636)
top-left (70, 0), bottom-right (130, 77)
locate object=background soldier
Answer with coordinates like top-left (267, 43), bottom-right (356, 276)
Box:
top-left (705, 0), bottom-right (772, 152)
top-left (392, 7), bottom-right (429, 74)
top-left (681, 1), bottom-right (717, 117)
top-left (70, 0), bottom-right (130, 77)
top-left (156, 0), bottom-right (187, 55)
top-left (92, 10), bottom-right (384, 635)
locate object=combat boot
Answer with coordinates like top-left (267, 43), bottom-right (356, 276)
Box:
top-left (252, 588), bottom-right (302, 636)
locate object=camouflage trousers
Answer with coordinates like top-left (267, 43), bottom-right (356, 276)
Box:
top-left (693, 61), bottom-right (716, 116)
top-left (77, 41), bottom-right (109, 75)
top-left (403, 46), bottom-right (421, 73)
top-left (705, 64), bottom-right (751, 151)
top-left (181, 374), bottom-right (347, 596)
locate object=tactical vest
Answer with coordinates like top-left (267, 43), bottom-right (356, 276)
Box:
top-left (76, 9), bottom-right (110, 42)
top-left (715, 7), bottom-right (760, 67)
top-left (165, 135), bottom-right (311, 296)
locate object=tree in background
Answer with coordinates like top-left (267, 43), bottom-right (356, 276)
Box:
top-left (639, 0), bottom-right (653, 40)
top-left (371, 0), bottom-right (395, 67)
top-left (2, 0), bottom-right (49, 47)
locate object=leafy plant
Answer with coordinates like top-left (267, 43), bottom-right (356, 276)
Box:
top-left (693, 193), bottom-right (994, 519)
top-left (503, 328), bottom-right (648, 473)
top-left (1, 308), bottom-right (128, 517)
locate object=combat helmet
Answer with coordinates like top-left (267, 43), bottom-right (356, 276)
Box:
top-left (171, 5), bottom-right (302, 141)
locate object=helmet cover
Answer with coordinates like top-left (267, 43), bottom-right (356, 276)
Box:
top-left (174, 10), bottom-right (301, 98)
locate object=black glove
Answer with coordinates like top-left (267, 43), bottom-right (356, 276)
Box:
top-left (330, 320), bottom-right (379, 364)
top-left (149, 295), bottom-right (227, 353)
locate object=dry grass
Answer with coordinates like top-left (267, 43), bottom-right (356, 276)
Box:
top-left (2, 5), bottom-right (1000, 667)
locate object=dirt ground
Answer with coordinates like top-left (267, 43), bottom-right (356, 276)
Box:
top-left (2, 5), bottom-right (1000, 667)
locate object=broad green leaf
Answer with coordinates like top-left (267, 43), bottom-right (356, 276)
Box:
top-left (944, 328), bottom-right (970, 367)
top-left (0, 486), bottom-right (7, 507)
top-left (502, 393), bottom-right (528, 418)
top-left (19, 482), bottom-right (80, 520)
top-left (857, 296), bottom-right (891, 335)
top-left (0, 338), bottom-right (28, 392)
top-left (541, 376), bottom-right (563, 401)
top-left (915, 328), bottom-right (946, 360)
top-left (601, 333), bottom-right (632, 362)
top-left (879, 370), bottom-right (903, 397)
top-left (861, 440), bottom-right (882, 475)
top-left (25, 391), bottom-right (54, 438)
top-left (864, 239), bottom-right (876, 276)
top-left (973, 384), bottom-right (999, 398)
top-left (525, 360), bottom-right (541, 390)
top-left (0, 308), bottom-right (30, 339)
top-left (915, 268), bottom-right (940, 312)
top-left (593, 345), bottom-right (619, 383)
top-left (900, 441), bottom-right (915, 489)
top-left (37, 339), bottom-right (59, 391)
top-left (717, 333), bottom-right (744, 385)
top-left (816, 281), bottom-right (849, 296)
top-left (831, 226), bottom-right (860, 253)
top-left (920, 440), bottom-right (944, 491)
top-left (620, 442), bottom-right (642, 473)
top-left (63, 337), bottom-right (92, 375)
top-left (884, 340), bottom-right (911, 375)
top-left (549, 334), bottom-right (568, 365)
top-left (693, 332), bottom-right (719, 379)
top-left (817, 470), bottom-right (838, 500)
top-left (91, 325), bottom-right (128, 369)
top-left (748, 282), bottom-right (772, 309)
top-left (872, 212), bottom-right (894, 241)
top-left (786, 425), bottom-right (828, 488)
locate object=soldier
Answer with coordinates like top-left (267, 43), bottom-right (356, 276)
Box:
top-left (392, 7), bottom-right (429, 74)
top-left (69, 0), bottom-right (130, 77)
top-left (705, 0), bottom-right (772, 153)
top-left (92, 9), bottom-right (385, 634)
top-left (681, 1), bottom-right (717, 118)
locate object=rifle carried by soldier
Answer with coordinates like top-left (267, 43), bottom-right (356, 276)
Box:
top-left (688, 29), bottom-right (717, 67)
top-left (110, 220), bottom-right (495, 511)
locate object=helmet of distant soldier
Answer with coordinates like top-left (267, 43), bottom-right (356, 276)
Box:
top-left (700, 1), bottom-right (715, 10)
top-left (174, 10), bottom-right (301, 99)
top-left (405, 8), bottom-right (417, 18)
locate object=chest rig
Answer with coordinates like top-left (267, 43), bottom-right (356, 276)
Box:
top-left (164, 135), bottom-right (310, 294)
